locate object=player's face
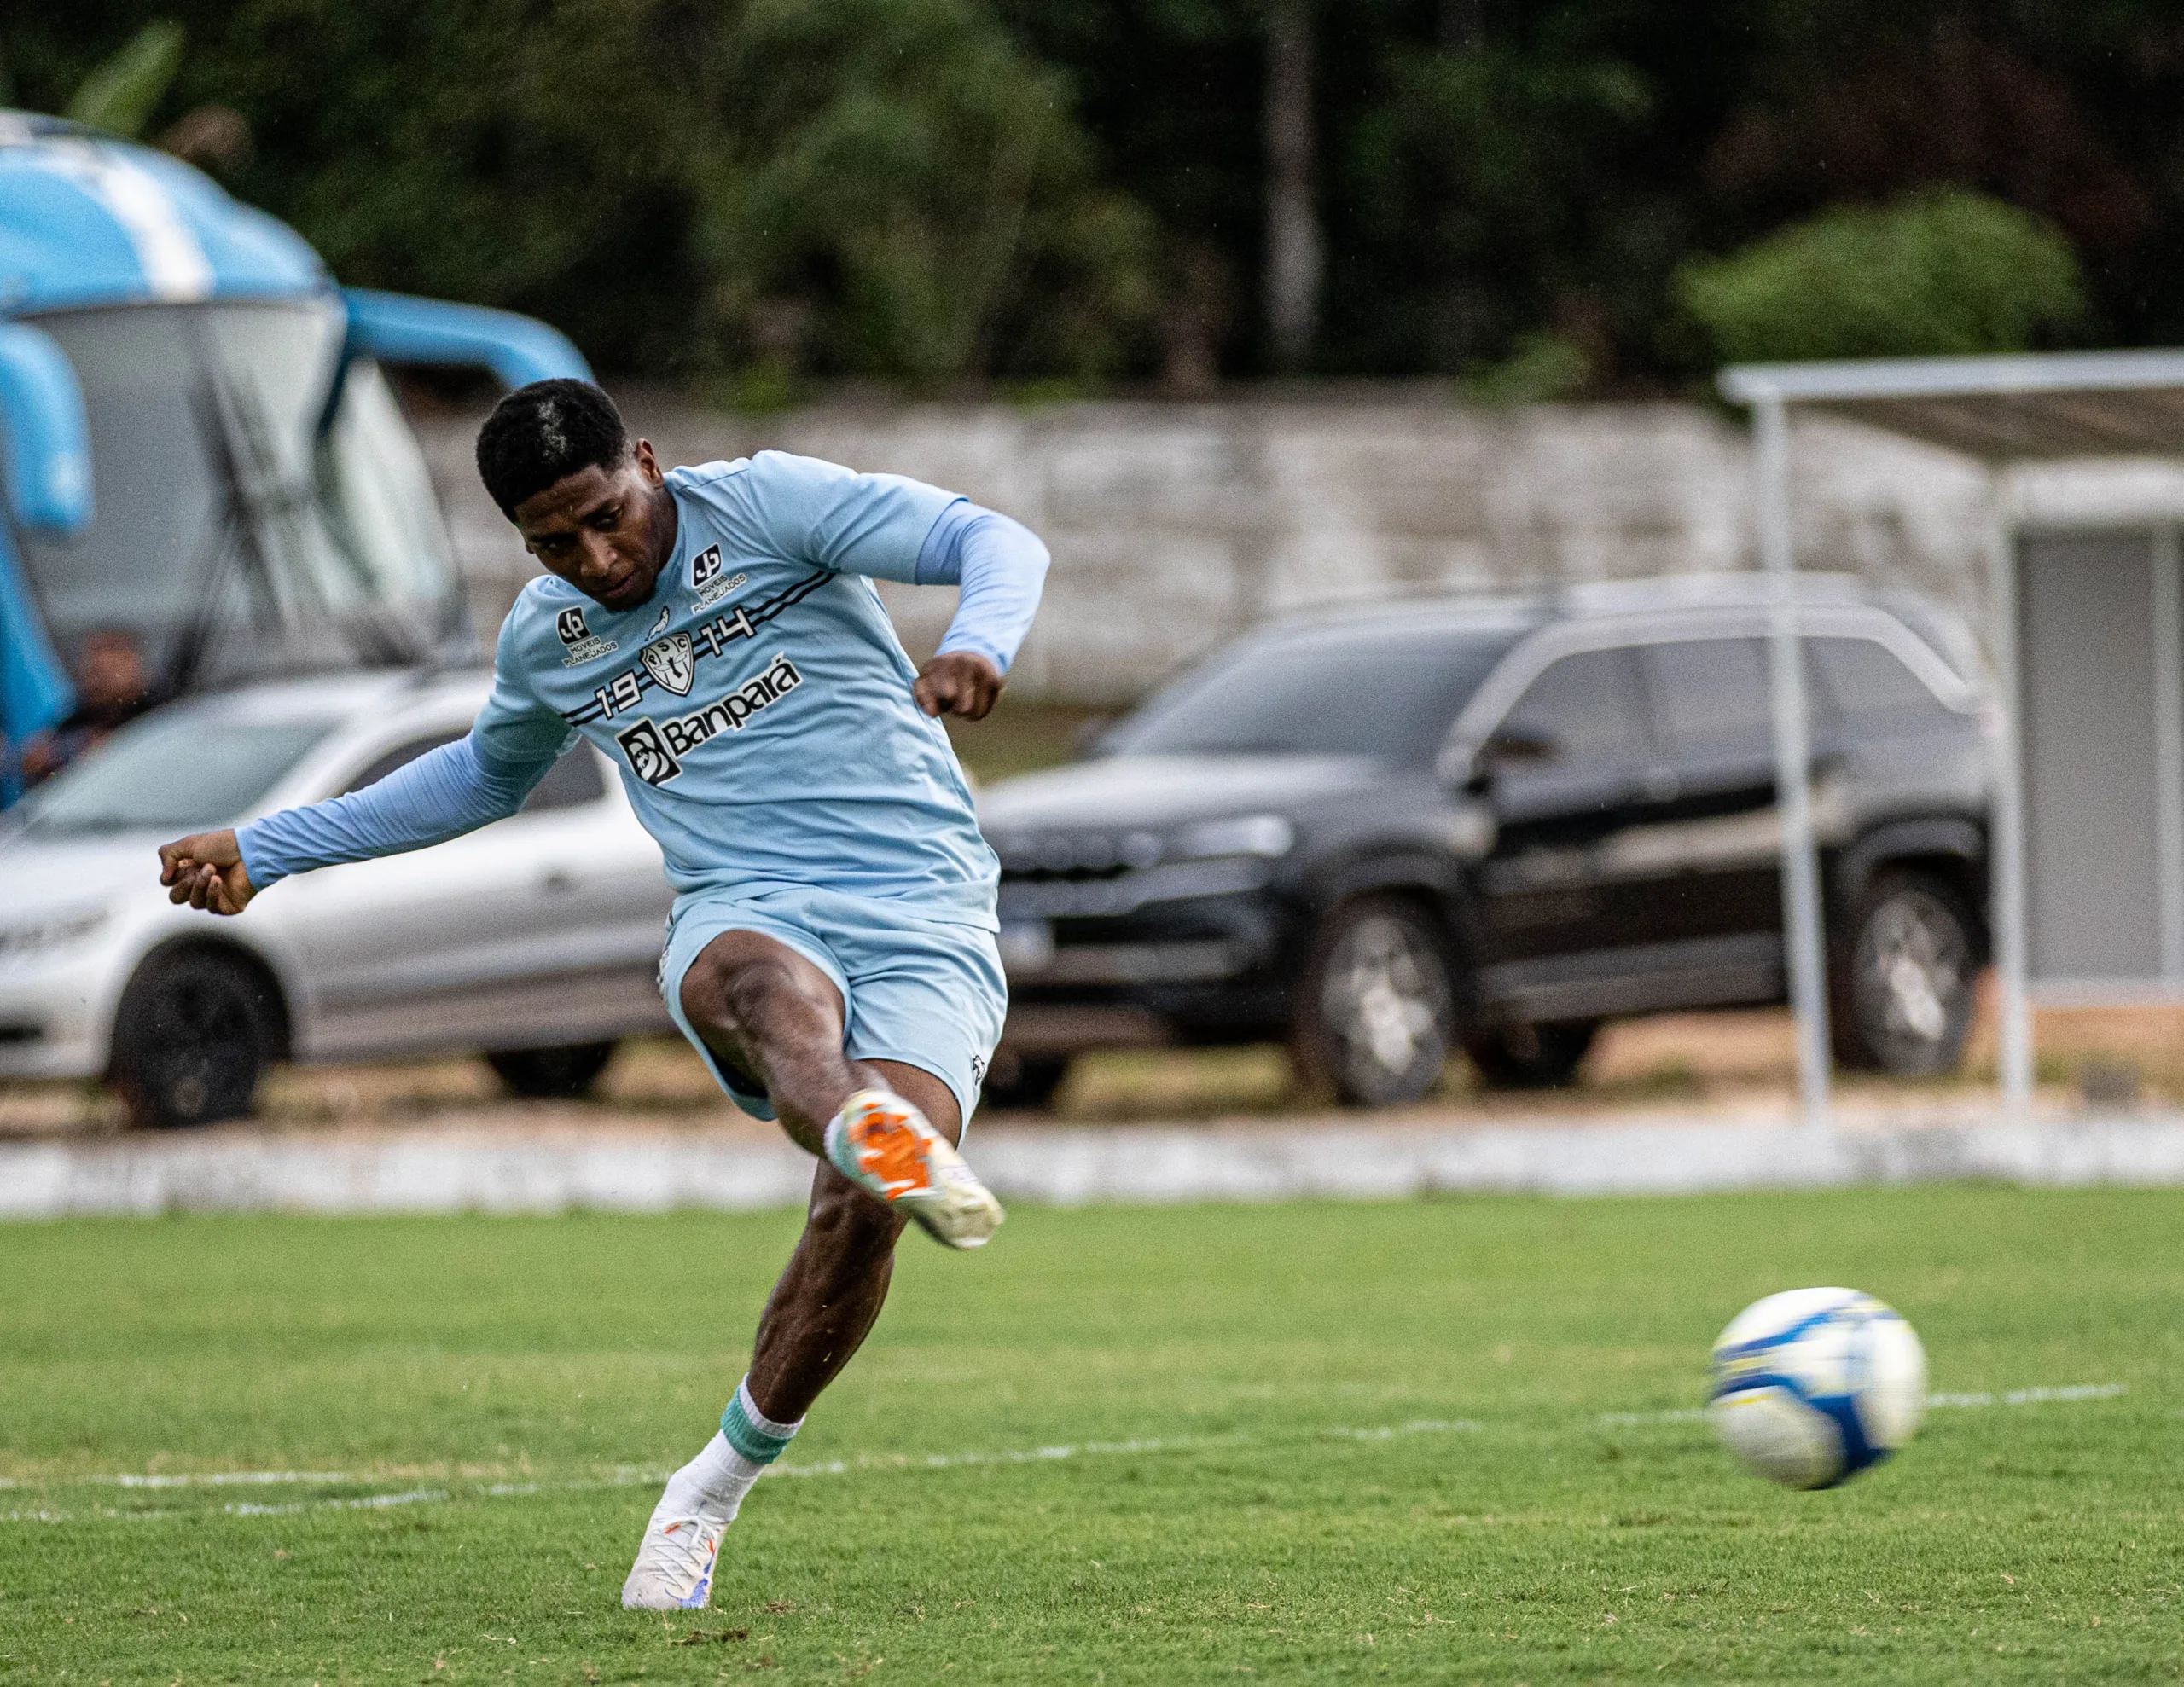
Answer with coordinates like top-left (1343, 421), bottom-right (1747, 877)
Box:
top-left (514, 439), bottom-right (677, 613)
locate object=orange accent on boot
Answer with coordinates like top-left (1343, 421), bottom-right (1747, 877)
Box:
top-left (850, 1106), bottom-right (933, 1198)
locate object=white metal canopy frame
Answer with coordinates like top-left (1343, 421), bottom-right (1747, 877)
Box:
top-left (1720, 348), bottom-right (2184, 1127)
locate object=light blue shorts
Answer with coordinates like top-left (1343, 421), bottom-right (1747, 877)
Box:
top-left (659, 883), bottom-right (1008, 1129)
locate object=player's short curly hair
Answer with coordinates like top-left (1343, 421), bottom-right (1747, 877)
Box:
top-left (474, 379), bottom-right (631, 518)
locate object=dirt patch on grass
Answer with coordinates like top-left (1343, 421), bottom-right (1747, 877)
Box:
top-left (12, 982), bottom-right (2182, 1139)
top-left (0, 1035), bottom-right (757, 1139)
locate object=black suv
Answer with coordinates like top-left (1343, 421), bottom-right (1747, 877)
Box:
top-left (977, 575), bottom-right (1992, 1107)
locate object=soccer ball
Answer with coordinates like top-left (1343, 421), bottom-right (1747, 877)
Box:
top-left (1708, 1287), bottom-right (1927, 1489)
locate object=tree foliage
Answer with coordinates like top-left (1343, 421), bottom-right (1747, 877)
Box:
top-left (61, 18), bottom-right (182, 138)
top-left (3, 0), bottom-right (1154, 389)
top-left (685, 0), bottom-right (1156, 388)
top-left (1676, 191), bottom-right (2086, 365)
top-left (9, 2), bottom-right (2184, 390)
top-left (1341, 38), bottom-right (1653, 379)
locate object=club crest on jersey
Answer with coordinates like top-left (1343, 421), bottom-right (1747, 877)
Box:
top-left (642, 632), bottom-right (696, 696)
top-left (689, 545), bottom-right (748, 608)
top-left (613, 653), bottom-right (805, 786)
top-left (555, 605), bottom-right (618, 666)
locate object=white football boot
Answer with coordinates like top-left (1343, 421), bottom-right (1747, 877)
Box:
top-left (620, 1493), bottom-right (729, 1610)
top-left (824, 1088), bottom-right (1004, 1249)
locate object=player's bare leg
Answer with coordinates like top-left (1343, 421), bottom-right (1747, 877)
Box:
top-left (676, 929), bottom-right (916, 1157)
top-left (621, 931), bottom-right (999, 1609)
top-left (743, 1084), bottom-right (944, 1423)
top-left (675, 930), bottom-right (999, 1249)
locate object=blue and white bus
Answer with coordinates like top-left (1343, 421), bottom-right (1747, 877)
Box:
top-left (0, 109), bottom-right (589, 797)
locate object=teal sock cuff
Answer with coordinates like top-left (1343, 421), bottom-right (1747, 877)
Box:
top-left (720, 1379), bottom-right (800, 1465)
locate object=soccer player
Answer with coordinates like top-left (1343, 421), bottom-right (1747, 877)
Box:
top-left (155, 379), bottom-right (1048, 1610)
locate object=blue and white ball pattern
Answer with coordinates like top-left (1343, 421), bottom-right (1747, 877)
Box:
top-left (1708, 1287), bottom-right (1927, 1489)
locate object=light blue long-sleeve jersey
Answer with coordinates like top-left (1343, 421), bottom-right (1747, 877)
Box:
top-left (238, 452), bottom-right (1048, 927)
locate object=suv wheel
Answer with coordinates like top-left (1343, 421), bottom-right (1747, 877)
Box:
top-left (1292, 896), bottom-right (1456, 1106)
top-left (485, 1041), bottom-right (619, 1099)
top-left (1832, 870), bottom-right (1976, 1076)
top-left (1464, 1019), bottom-right (1600, 1090)
top-left (981, 1051), bottom-right (1072, 1110)
top-left (110, 948), bottom-right (280, 1129)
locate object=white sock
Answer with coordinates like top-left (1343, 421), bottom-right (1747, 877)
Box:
top-left (661, 1431), bottom-right (767, 1522)
top-left (661, 1377), bottom-right (805, 1521)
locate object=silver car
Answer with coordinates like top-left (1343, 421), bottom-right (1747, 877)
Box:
top-left (0, 670), bottom-right (674, 1127)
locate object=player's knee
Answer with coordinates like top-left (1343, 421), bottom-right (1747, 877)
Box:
top-left (681, 949), bottom-right (822, 1041)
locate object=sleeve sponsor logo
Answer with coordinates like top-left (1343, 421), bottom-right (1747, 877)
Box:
top-left (690, 544), bottom-right (748, 607)
top-left (555, 605), bottom-right (619, 666)
top-left (613, 653), bottom-right (806, 786)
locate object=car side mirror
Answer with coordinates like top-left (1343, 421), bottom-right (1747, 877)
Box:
top-left (0, 321), bottom-right (93, 536)
top-left (341, 288), bottom-right (593, 388)
top-left (1467, 729), bottom-right (1557, 790)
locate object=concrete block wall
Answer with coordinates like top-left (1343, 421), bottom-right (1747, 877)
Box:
top-left (415, 392), bottom-right (2184, 706)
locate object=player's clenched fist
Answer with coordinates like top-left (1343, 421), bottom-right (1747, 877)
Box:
top-left (913, 652), bottom-right (1003, 721)
top-left (158, 828), bottom-right (258, 916)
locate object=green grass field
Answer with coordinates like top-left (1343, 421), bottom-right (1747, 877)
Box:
top-left (2, 1189), bottom-right (2179, 1684)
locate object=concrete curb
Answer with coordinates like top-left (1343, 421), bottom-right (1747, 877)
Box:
top-left (5, 1114), bottom-right (2184, 1219)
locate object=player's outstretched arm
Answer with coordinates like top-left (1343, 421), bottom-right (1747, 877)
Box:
top-left (153, 734), bottom-right (556, 915)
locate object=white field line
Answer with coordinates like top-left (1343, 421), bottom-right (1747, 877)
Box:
top-left (1925, 1382), bottom-right (2129, 1408)
top-left (224, 1488), bottom-right (447, 1518)
top-left (771, 1417), bottom-right (1482, 1481)
top-left (1596, 1409), bottom-right (1710, 1426)
top-left (123, 1470), bottom-right (354, 1488)
top-left (0, 1385), bottom-right (2129, 1525)
top-left (1596, 1380), bottom-right (2129, 1429)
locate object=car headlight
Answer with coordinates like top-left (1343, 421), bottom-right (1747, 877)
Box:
top-left (0, 905), bottom-right (110, 961)
top-left (1172, 814), bottom-right (1295, 861)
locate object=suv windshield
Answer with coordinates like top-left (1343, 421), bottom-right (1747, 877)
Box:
top-left (13, 711), bottom-right (335, 838)
top-left (12, 300), bottom-right (461, 694)
top-left (1108, 623), bottom-right (1529, 765)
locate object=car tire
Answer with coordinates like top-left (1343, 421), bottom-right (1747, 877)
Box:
top-left (1831, 870), bottom-right (1977, 1076)
top-left (109, 947), bottom-right (281, 1130)
top-left (1464, 1019), bottom-right (1600, 1090)
top-left (1292, 896), bottom-right (1458, 1106)
top-left (981, 1050), bottom-right (1071, 1110)
top-left (485, 1041), bottom-right (619, 1099)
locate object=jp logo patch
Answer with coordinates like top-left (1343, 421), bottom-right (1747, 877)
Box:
top-left (641, 632), bottom-right (696, 697)
top-left (555, 605), bottom-right (618, 667)
top-left (690, 544), bottom-right (748, 608)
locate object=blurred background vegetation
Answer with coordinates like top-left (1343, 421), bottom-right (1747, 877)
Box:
top-left (3, 1), bottom-right (2180, 396)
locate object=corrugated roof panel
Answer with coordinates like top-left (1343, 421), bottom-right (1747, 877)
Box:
top-left (1722, 350), bottom-right (2184, 463)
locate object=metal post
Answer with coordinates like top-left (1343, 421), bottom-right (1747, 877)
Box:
top-left (1753, 395), bottom-right (1832, 1129)
top-left (1984, 487), bottom-right (2033, 1117)
top-left (2152, 525), bottom-right (2184, 983)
